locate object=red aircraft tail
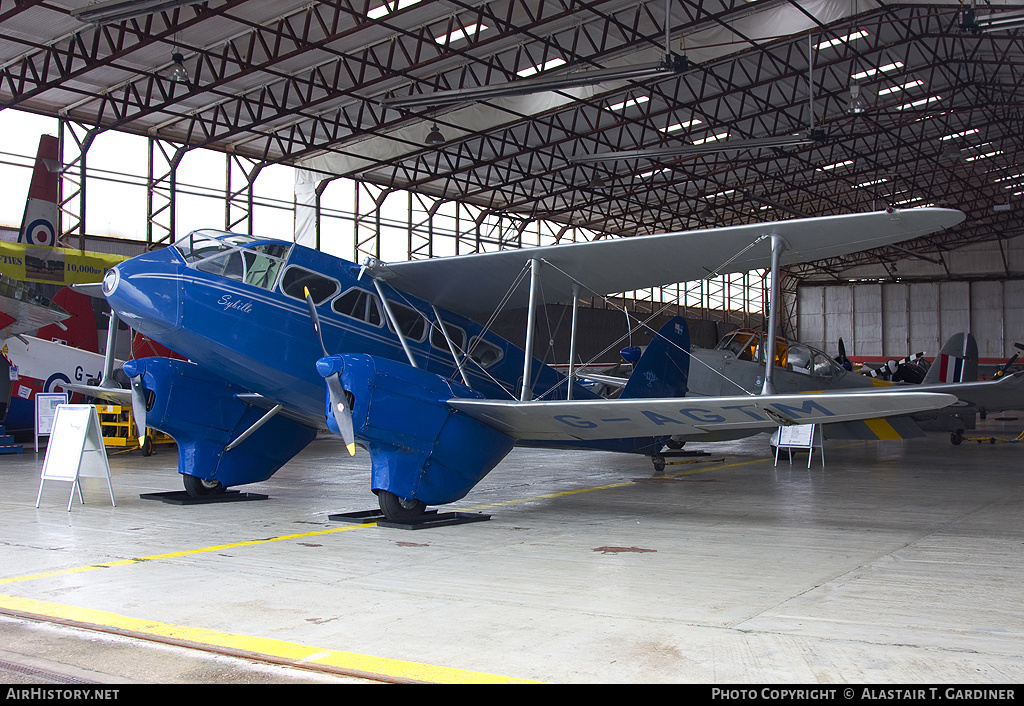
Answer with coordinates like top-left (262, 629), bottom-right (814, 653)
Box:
top-left (18, 134), bottom-right (60, 248)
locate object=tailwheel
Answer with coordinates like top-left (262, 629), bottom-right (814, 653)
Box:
top-left (378, 491), bottom-right (427, 522)
top-left (183, 474), bottom-right (226, 497)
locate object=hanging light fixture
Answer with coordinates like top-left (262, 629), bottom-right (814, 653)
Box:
top-left (425, 124), bottom-right (445, 145)
top-left (167, 52), bottom-right (190, 83)
top-left (847, 82), bottom-right (868, 114)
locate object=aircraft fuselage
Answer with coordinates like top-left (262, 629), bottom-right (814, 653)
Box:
top-left (102, 230), bottom-right (575, 422)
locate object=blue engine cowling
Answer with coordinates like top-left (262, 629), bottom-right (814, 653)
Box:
top-left (316, 354), bottom-right (515, 507)
top-left (123, 357), bottom-right (317, 488)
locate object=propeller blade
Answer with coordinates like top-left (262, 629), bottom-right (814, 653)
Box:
top-left (130, 375), bottom-right (148, 448)
top-left (997, 352), bottom-right (1020, 377)
top-left (304, 287), bottom-right (328, 357)
top-left (325, 372), bottom-right (356, 456)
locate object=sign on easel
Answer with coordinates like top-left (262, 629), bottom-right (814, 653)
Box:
top-left (36, 405), bottom-right (115, 511)
top-left (34, 392), bottom-right (68, 452)
top-left (773, 423), bottom-right (825, 468)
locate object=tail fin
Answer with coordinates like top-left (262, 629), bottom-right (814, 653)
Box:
top-left (923, 332), bottom-right (978, 384)
top-left (620, 316), bottom-right (690, 399)
top-left (18, 134), bottom-right (59, 248)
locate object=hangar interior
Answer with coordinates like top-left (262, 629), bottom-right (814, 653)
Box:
top-left (0, 0), bottom-right (1022, 685)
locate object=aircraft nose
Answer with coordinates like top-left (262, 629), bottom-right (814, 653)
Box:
top-left (103, 251), bottom-right (182, 338)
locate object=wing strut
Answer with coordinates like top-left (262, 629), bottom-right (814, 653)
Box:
top-left (431, 304), bottom-right (471, 388)
top-left (372, 278), bottom-right (419, 369)
top-left (521, 258), bottom-right (541, 401)
top-left (761, 234), bottom-right (785, 396)
top-left (224, 404), bottom-right (283, 452)
top-left (99, 310), bottom-right (119, 388)
top-left (567, 283), bottom-right (580, 400)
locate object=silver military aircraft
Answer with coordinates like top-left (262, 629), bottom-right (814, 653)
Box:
top-left (680, 328), bottom-right (1024, 444)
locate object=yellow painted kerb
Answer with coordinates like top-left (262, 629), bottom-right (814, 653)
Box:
top-left (0, 593), bottom-right (540, 684)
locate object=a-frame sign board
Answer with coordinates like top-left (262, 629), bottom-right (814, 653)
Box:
top-left (36, 405), bottom-right (115, 511)
top-left (773, 423), bottom-right (825, 469)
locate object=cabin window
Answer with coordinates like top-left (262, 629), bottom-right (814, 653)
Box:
top-left (787, 344), bottom-right (813, 374)
top-left (430, 321), bottom-right (466, 353)
top-left (195, 249), bottom-right (246, 281)
top-left (811, 353), bottom-right (837, 379)
top-left (280, 266), bottom-right (339, 305)
top-left (466, 336), bottom-right (503, 368)
top-left (332, 288), bottom-right (383, 327)
top-left (384, 302), bottom-right (427, 342)
top-left (176, 232), bottom-right (232, 264)
top-left (242, 249), bottom-right (284, 290)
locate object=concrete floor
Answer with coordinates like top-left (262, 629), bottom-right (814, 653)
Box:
top-left (1, 416), bottom-right (1023, 684)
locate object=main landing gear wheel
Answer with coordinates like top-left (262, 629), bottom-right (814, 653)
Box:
top-left (183, 474), bottom-right (226, 497)
top-left (378, 491), bottom-right (427, 522)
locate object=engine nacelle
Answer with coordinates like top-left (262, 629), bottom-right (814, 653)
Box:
top-left (317, 354), bottom-right (515, 507)
top-left (123, 357), bottom-right (316, 488)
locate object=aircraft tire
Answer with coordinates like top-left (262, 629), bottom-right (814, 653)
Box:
top-left (378, 491), bottom-right (426, 522)
top-left (950, 431), bottom-right (963, 446)
top-left (183, 474), bottom-right (226, 497)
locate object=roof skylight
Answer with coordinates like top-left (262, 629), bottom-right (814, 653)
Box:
top-left (435, 23), bottom-right (488, 45)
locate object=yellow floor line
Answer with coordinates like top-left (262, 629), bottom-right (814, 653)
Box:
top-left (0, 593), bottom-right (539, 684)
top-left (0, 522), bottom-right (379, 586)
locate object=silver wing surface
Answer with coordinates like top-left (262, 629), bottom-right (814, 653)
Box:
top-left (370, 208), bottom-right (965, 318)
top-left (448, 391), bottom-right (957, 441)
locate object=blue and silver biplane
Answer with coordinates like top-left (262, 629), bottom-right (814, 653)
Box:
top-left (80, 208), bottom-right (964, 520)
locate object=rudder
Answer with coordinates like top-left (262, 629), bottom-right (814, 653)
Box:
top-left (620, 317), bottom-right (690, 399)
top-left (923, 333), bottom-right (978, 384)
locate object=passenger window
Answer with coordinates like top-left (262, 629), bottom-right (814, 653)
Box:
top-left (467, 336), bottom-right (503, 368)
top-left (385, 302), bottom-right (427, 342)
top-left (333, 288), bottom-right (383, 327)
top-left (280, 266), bottom-right (339, 305)
top-left (430, 321), bottom-right (466, 353)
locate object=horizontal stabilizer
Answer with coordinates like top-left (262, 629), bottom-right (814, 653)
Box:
top-left (448, 391), bottom-right (957, 442)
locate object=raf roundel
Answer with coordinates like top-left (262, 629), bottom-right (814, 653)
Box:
top-left (25, 218), bottom-right (56, 247)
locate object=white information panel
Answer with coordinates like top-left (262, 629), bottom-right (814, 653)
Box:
top-left (36, 404), bottom-right (115, 511)
top-left (34, 392), bottom-right (68, 452)
top-left (772, 423), bottom-right (824, 468)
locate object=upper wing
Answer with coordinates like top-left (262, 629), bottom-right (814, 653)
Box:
top-left (448, 390), bottom-right (957, 441)
top-left (369, 208), bottom-right (965, 318)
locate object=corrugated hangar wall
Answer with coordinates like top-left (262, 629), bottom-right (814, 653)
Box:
top-left (798, 234), bottom-right (1024, 361)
